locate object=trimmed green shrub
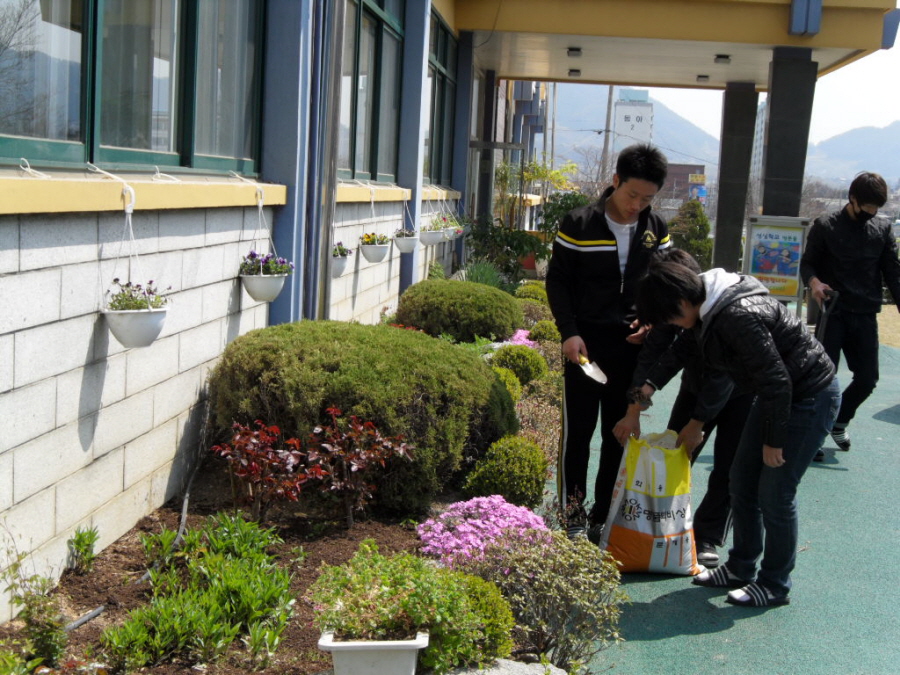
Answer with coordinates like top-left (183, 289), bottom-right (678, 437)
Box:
top-left (455, 573), bottom-right (514, 660)
top-left (396, 279), bottom-right (524, 343)
top-left (519, 298), bottom-right (553, 327)
top-left (463, 435), bottom-right (548, 508)
top-left (533, 340), bottom-right (564, 374)
top-left (528, 320), bottom-right (560, 343)
top-left (457, 531), bottom-right (626, 673)
top-left (515, 283), bottom-right (548, 305)
top-left (208, 321), bottom-right (517, 515)
top-left (428, 260), bottom-right (447, 279)
top-left (492, 366), bottom-right (522, 403)
top-left (490, 344), bottom-right (548, 386)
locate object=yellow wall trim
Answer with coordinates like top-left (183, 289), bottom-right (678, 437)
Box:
top-left (422, 186), bottom-right (462, 202)
top-left (336, 183), bottom-right (412, 203)
top-left (0, 175), bottom-right (287, 215)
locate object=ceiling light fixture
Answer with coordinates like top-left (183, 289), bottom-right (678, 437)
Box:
top-left (567, 47), bottom-right (582, 58)
top-left (568, 68), bottom-right (581, 77)
top-left (696, 74), bottom-right (710, 83)
top-left (714, 54), bottom-right (732, 64)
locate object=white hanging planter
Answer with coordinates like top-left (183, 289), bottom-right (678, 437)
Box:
top-left (332, 255), bottom-right (351, 278)
top-left (360, 244), bottom-right (390, 263)
top-left (240, 274), bottom-right (288, 302)
top-left (318, 631), bottom-right (428, 675)
top-left (420, 230), bottom-right (446, 246)
top-left (103, 308), bottom-right (167, 348)
top-left (393, 235), bottom-right (419, 253)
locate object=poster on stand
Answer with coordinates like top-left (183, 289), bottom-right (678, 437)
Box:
top-left (744, 216), bottom-right (810, 303)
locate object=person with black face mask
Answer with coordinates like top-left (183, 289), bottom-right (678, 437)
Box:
top-left (800, 171), bottom-right (900, 461)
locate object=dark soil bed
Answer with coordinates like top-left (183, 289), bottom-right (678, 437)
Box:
top-left (0, 458), bottom-right (423, 674)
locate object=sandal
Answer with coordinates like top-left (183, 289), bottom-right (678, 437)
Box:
top-left (692, 564), bottom-right (747, 589)
top-left (726, 582), bottom-right (790, 607)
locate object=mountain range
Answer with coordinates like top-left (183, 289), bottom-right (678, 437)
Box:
top-left (551, 83), bottom-right (900, 186)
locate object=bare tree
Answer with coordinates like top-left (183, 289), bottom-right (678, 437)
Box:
top-left (0, 0), bottom-right (41, 134)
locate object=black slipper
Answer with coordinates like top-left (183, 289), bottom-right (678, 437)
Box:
top-left (726, 583), bottom-right (790, 607)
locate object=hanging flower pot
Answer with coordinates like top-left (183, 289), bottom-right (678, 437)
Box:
top-left (332, 254), bottom-right (350, 278)
top-left (360, 244), bottom-right (390, 263)
top-left (103, 308), bottom-right (168, 348)
top-left (393, 229), bottom-right (419, 254)
top-left (103, 279), bottom-right (170, 348)
top-left (318, 632), bottom-right (429, 675)
top-left (240, 274), bottom-right (288, 302)
top-left (358, 233), bottom-right (391, 263)
top-left (420, 230), bottom-right (446, 246)
top-left (239, 250), bottom-right (294, 302)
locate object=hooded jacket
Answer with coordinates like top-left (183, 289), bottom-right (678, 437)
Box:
top-left (546, 186), bottom-right (670, 341)
top-left (696, 270), bottom-right (835, 448)
top-left (800, 207), bottom-right (900, 313)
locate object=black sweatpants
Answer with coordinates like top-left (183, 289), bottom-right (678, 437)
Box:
top-left (819, 309), bottom-right (879, 427)
top-left (667, 384), bottom-right (755, 547)
top-left (557, 326), bottom-right (641, 525)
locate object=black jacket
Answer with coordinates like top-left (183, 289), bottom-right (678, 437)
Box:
top-left (698, 272), bottom-right (835, 448)
top-left (800, 207), bottom-right (900, 313)
top-left (631, 324), bottom-right (738, 424)
top-left (546, 186), bottom-right (670, 341)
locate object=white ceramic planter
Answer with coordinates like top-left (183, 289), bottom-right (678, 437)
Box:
top-left (103, 308), bottom-right (167, 348)
top-left (393, 235), bottom-right (419, 253)
top-left (332, 255), bottom-right (350, 278)
top-left (420, 230), bottom-right (446, 246)
top-left (318, 631), bottom-right (428, 675)
top-left (240, 274), bottom-right (288, 302)
top-left (360, 244), bottom-right (390, 263)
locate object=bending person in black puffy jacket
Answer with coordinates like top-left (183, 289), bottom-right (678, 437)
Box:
top-left (614, 249), bottom-right (754, 570)
top-left (636, 261), bottom-right (840, 607)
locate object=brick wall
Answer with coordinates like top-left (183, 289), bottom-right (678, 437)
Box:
top-left (0, 207), bottom-right (271, 622)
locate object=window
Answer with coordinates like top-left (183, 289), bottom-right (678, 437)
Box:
top-left (0, 0), bottom-right (264, 173)
top-left (337, 0), bottom-right (403, 182)
top-left (423, 11), bottom-right (455, 186)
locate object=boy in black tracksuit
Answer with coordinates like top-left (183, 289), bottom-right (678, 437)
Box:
top-left (546, 143), bottom-right (670, 537)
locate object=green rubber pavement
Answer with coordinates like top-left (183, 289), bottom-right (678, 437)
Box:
top-left (585, 345), bottom-right (900, 675)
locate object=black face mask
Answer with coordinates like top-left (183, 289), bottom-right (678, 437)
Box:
top-left (853, 201), bottom-right (876, 223)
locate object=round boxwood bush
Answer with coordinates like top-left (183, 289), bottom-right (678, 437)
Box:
top-left (519, 298), bottom-right (553, 327)
top-left (492, 366), bottom-right (522, 403)
top-left (490, 344), bottom-right (548, 386)
top-left (528, 320), bottom-right (560, 343)
top-left (396, 279), bottom-right (524, 343)
top-left (463, 435), bottom-right (548, 508)
top-left (208, 321), bottom-right (518, 515)
top-left (515, 283), bottom-right (548, 305)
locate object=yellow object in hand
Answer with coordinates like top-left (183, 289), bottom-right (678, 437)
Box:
top-left (579, 355), bottom-right (589, 365)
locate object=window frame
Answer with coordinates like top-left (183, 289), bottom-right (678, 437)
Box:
top-left (0, 0), bottom-right (266, 175)
top-left (424, 10), bottom-right (456, 187)
top-left (337, 0), bottom-right (404, 183)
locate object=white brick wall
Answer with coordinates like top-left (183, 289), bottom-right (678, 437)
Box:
top-left (0, 206), bottom-right (271, 623)
top-left (329, 199), bottom-right (459, 324)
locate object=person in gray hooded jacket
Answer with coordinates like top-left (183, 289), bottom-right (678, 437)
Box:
top-left (636, 261), bottom-right (840, 607)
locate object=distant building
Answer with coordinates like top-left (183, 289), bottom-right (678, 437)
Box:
top-left (749, 100), bottom-right (769, 212)
top-left (613, 88), bottom-right (653, 153)
top-left (661, 163), bottom-right (705, 203)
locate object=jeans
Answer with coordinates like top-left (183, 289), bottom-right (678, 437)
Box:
top-left (819, 310), bottom-right (878, 426)
top-left (726, 378), bottom-right (841, 597)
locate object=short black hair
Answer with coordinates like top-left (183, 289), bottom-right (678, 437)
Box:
top-left (848, 172), bottom-right (887, 207)
top-left (636, 260), bottom-right (705, 326)
top-left (651, 248), bottom-right (701, 274)
top-left (615, 143), bottom-right (668, 189)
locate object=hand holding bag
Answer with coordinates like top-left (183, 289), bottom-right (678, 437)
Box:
top-left (599, 431), bottom-right (702, 575)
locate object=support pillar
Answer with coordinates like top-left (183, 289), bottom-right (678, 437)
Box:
top-left (476, 70), bottom-right (498, 223)
top-left (762, 47), bottom-right (817, 217)
top-left (712, 82), bottom-right (758, 271)
top-left (396, 1), bottom-right (431, 292)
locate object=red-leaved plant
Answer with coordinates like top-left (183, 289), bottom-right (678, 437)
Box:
top-left (212, 410), bottom-right (411, 526)
top-left (212, 421), bottom-right (327, 522)
top-left (308, 407), bottom-right (412, 528)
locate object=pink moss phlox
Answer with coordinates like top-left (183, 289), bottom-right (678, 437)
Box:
top-left (507, 329), bottom-right (537, 348)
top-left (417, 495), bottom-right (549, 567)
